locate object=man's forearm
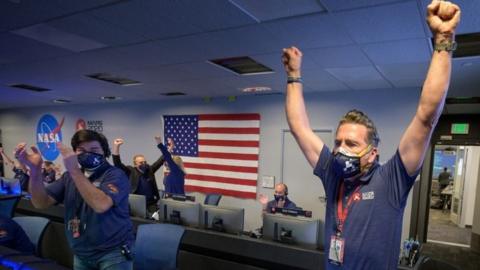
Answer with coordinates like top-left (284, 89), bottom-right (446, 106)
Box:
top-left (70, 169), bottom-right (113, 213)
top-left (286, 82), bottom-right (312, 134)
top-left (417, 35), bottom-right (453, 126)
top-left (29, 171), bottom-right (53, 209)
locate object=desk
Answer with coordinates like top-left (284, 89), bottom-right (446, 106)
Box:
top-left (0, 246), bottom-right (69, 270)
top-left (16, 198), bottom-right (323, 270)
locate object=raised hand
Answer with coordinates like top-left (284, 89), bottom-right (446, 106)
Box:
top-left (113, 138), bottom-right (124, 147)
top-left (154, 136), bottom-right (162, 145)
top-left (282, 46), bottom-right (303, 77)
top-left (427, 0), bottom-right (461, 36)
top-left (258, 194), bottom-right (269, 205)
top-left (14, 143), bottom-right (43, 172)
top-left (57, 143), bottom-right (80, 173)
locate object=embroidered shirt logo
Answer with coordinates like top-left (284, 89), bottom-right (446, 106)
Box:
top-left (362, 191), bottom-right (375, 200)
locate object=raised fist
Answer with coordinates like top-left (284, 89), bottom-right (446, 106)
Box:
top-left (154, 136), bottom-right (162, 145)
top-left (282, 46), bottom-right (303, 77)
top-left (427, 0), bottom-right (461, 35)
top-left (113, 138), bottom-right (124, 146)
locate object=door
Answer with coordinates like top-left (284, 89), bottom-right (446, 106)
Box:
top-left (281, 129), bottom-right (333, 220)
top-left (451, 147), bottom-right (467, 226)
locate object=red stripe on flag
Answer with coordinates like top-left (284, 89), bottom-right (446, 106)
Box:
top-left (199, 139), bottom-right (259, 147)
top-left (198, 152), bottom-right (258, 161)
top-left (185, 185), bottom-right (256, 199)
top-left (199, 114), bottom-right (260, 121)
top-left (186, 174), bottom-right (257, 186)
top-left (183, 162), bottom-right (258, 173)
top-left (198, 127), bottom-right (259, 134)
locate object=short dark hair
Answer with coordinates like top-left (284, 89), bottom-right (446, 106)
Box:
top-left (337, 109), bottom-right (380, 147)
top-left (44, 161), bottom-right (54, 166)
top-left (71, 130), bottom-right (111, 157)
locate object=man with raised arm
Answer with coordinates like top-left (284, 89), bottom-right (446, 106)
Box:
top-left (282, 1), bottom-right (460, 269)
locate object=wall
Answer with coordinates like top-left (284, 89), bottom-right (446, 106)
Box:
top-left (462, 146), bottom-right (480, 227)
top-left (0, 88), bottom-right (419, 240)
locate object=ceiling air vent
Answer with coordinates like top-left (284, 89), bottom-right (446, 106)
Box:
top-left (161, 92), bottom-right (186, 96)
top-left (8, 83), bottom-right (51, 92)
top-left (86, 73), bottom-right (141, 86)
top-left (208, 56), bottom-right (273, 75)
top-left (432, 33), bottom-right (480, 58)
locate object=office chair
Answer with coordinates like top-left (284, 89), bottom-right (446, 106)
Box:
top-left (134, 224), bottom-right (185, 270)
top-left (12, 216), bottom-right (50, 257)
top-left (204, 194), bottom-right (222, 206)
top-left (0, 196), bottom-right (20, 218)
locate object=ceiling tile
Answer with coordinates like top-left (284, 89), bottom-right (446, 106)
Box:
top-left (306, 45), bottom-right (371, 68)
top-left (320, 0), bottom-right (405, 12)
top-left (325, 66), bottom-right (392, 90)
top-left (362, 38), bottom-right (431, 65)
top-left (231, 0), bottom-right (325, 21)
top-left (335, 1), bottom-right (426, 44)
top-left (264, 13), bottom-right (354, 49)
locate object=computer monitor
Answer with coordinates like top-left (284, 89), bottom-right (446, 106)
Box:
top-left (262, 213), bottom-right (323, 249)
top-left (157, 198), bottom-right (200, 227)
top-left (128, 194), bottom-right (147, 218)
top-left (0, 178), bottom-right (21, 196)
top-left (200, 205), bottom-right (244, 235)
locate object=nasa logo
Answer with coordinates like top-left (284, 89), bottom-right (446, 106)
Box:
top-left (36, 114), bottom-right (64, 161)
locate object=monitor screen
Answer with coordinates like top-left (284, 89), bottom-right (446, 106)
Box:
top-left (200, 205), bottom-right (244, 234)
top-left (0, 178), bottom-right (21, 196)
top-left (262, 213), bottom-right (323, 249)
top-left (128, 194), bottom-right (147, 218)
top-left (158, 198), bottom-right (200, 227)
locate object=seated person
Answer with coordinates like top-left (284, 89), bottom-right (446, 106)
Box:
top-left (112, 138), bottom-right (163, 213)
top-left (0, 217), bottom-right (35, 253)
top-left (155, 137), bottom-right (186, 195)
top-left (0, 147), bottom-right (29, 191)
top-left (259, 183), bottom-right (297, 213)
top-left (42, 161), bottom-right (56, 184)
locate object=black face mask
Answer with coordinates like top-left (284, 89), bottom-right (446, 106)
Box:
top-left (274, 194), bottom-right (286, 202)
top-left (332, 146), bottom-right (372, 182)
top-left (77, 152), bottom-right (105, 170)
top-left (138, 164), bottom-right (150, 174)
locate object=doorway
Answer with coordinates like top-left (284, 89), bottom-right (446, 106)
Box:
top-left (427, 144), bottom-right (480, 247)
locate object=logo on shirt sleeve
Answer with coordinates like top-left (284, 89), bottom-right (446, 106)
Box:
top-left (0, 229), bottom-right (8, 238)
top-left (106, 183), bottom-right (119, 194)
top-left (362, 191), bottom-right (375, 200)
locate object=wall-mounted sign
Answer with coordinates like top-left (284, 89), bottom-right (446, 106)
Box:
top-left (36, 114), bottom-right (64, 161)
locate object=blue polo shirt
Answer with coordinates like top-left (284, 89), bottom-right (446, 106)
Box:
top-left (314, 146), bottom-right (418, 270)
top-left (45, 163), bottom-right (134, 259)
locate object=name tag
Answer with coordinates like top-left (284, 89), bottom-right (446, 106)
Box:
top-left (328, 235), bottom-right (345, 265)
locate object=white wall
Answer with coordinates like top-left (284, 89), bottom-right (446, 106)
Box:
top-left (0, 87), bottom-right (419, 240)
top-left (461, 146), bottom-right (480, 227)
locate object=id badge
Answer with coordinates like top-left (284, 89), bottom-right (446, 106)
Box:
top-left (328, 235), bottom-right (345, 265)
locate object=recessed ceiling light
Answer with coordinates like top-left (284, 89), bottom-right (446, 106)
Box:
top-left (100, 96), bottom-right (122, 101)
top-left (160, 92), bottom-right (186, 96)
top-left (53, 99), bottom-right (71, 104)
top-left (242, 86), bottom-right (272, 93)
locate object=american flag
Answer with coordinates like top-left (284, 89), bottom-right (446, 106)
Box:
top-left (163, 114), bottom-right (260, 199)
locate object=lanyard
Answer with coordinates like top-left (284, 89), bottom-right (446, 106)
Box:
top-left (336, 182), bottom-right (362, 235)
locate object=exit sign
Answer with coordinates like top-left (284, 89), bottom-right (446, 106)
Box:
top-left (451, 123), bottom-right (469, 134)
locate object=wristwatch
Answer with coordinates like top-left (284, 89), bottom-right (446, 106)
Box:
top-left (434, 40), bottom-right (457, 52)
